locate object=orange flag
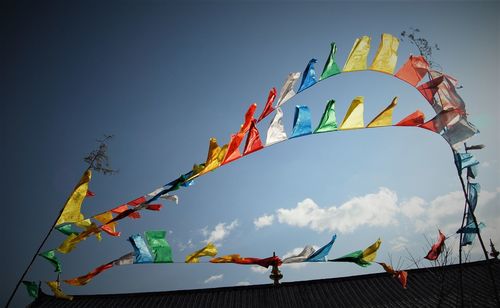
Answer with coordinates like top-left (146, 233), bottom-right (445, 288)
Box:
top-left (395, 110), bottom-right (425, 127)
top-left (242, 120), bottom-right (264, 155)
top-left (394, 55), bottom-right (429, 86)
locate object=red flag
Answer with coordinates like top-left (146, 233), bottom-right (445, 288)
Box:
top-left (242, 120), bottom-right (263, 155)
top-left (425, 230), bottom-right (446, 260)
top-left (64, 262), bottom-right (114, 286)
top-left (145, 204), bottom-right (162, 211)
top-left (236, 255), bottom-right (282, 268)
top-left (86, 190), bottom-right (95, 197)
top-left (395, 110), bottom-right (425, 127)
top-left (127, 196), bottom-right (147, 206)
top-left (395, 55), bottom-right (429, 86)
top-left (257, 88), bottom-right (277, 122)
top-left (241, 103), bottom-right (258, 133)
top-left (221, 132), bottom-right (244, 165)
top-left (417, 76), bottom-right (444, 104)
top-left (419, 109), bottom-right (461, 133)
top-left (100, 225), bottom-right (121, 237)
top-left (111, 205), bottom-right (141, 219)
top-left (397, 271), bottom-right (408, 289)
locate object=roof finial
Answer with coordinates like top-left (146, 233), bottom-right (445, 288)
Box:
top-left (269, 252), bottom-right (283, 286)
top-left (490, 239), bottom-right (499, 260)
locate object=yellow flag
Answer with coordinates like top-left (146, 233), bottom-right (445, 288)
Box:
top-left (57, 234), bottom-right (82, 254)
top-left (367, 97), bottom-right (398, 128)
top-left (361, 238), bottom-right (381, 263)
top-left (339, 97), bottom-right (364, 130)
top-left (75, 219), bottom-right (102, 241)
top-left (343, 36), bottom-right (371, 72)
top-left (56, 170), bottom-right (91, 226)
top-left (210, 254), bottom-right (241, 263)
top-left (185, 242), bottom-right (218, 263)
top-left (370, 33), bottom-right (400, 74)
top-left (47, 281), bottom-right (73, 300)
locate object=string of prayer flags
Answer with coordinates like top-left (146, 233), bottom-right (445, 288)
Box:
top-left (38, 250), bottom-right (62, 273)
top-left (22, 281), bottom-right (39, 299)
top-left (330, 238), bottom-right (381, 267)
top-left (454, 152), bottom-right (479, 171)
top-left (366, 97), bottom-right (398, 128)
top-left (395, 110), bottom-right (425, 127)
top-left (306, 234), bottom-right (337, 262)
top-left (291, 105), bottom-right (312, 138)
top-left (210, 254), bottom-right (282, 268)
top-left (56, 170), bottom-right (91, 226)
top-left (46, 281), bottom-right (73, 301)
top-left (276, 72), bottom-right (300, 107)
top-left (369, 33), bottom-right (399, 74)
top-left (424, 230), bottom-right (446, 261)
top-left (145, 231), bottom-right (173, 263)
top-left (339, 96), bottom-right (364, 130)
top-left (282, 246), bottom-right (315, 263)
top-left (320, 43), bottom-right (341, 80)
top-left (343, 36), bottom-right (371, 72)
top-left (64, 262), bottom-right (113, 286)
top-left (377, 262), bottom-right (408, 289)
top-left (297, 59), bottom-right (318, 93)
top-left (185, 242), bottom-right (218, 263)
top-left (55, 224), bottom-right (79, 236)
top-left (257, 88), bottom-right (277, 122)
top-left (394, 55), bottom-right (429, 86)
top-left (265, 108), bottom-right (288, 146)
top-left (242, 120), bottom-right (264, 155)
top-left (314, 100), bottom-right (338, 133)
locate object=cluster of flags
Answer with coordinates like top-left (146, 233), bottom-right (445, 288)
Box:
top-left (28, 33), bottom-right (483, 300)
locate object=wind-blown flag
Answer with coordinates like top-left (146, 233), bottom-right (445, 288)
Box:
top-left (417, 76), bottom-right (466, 114)
top-left (419, 109), bottom-right (461, 133)
top-left (276, 72), bottom-right (300, 107)
top-left (377, 262), bottom-right (408, 289)
top-left (394, 55), bottom-right (429, 86)
top-left (57, 234), bottom-right (80, 254)
top-left (129, 234), bottom-right (154, 264)
top-left (197, 138), bottom-right (228, 177)
top-left (458, 221), bottom-right (485, 246)
top-left (47, 281), bottom-right (73, 300)
top-left (367, 97), bottom-right (398, 128)
top-left (55, 224), bottom-right (79, 236)
top-left (22, 281), bottom-right (39, 299)
top-left (243, 120), bottom-right (264, 155)
top-left (306, 234), bottom-right (337, 262)
top-left (370, 33), bottom-right (399, 74)
top-left (185, 242), bottom-right (218, 263)
top-left (265, 107), bottom-right (287, 146)
top-left (145, 231), bottom-right (173, 263)
top-left (343, 36), bottom-right (371, 72)
top-left (454, 152), bottom-right (480, 171)
top-left (320, 42), bottom-right (341, 80)
top-left (39, 250), bottom-right (62, 273)
top-left (297, 59), bottom-right (318, 93)
top-left (94, 211), bottom-right (120, 237)
top-left (330, 238), bottom-right (381, 267)
top-left (257, 88), bottom-right (277, 122)
top-left (314, 100), bottom-right (338, 133)
top-left (64, 262), bottom-right (114, 286)
top-left (113, 252), bottom-right (135, 266)
top-left (339, 97), bottom-right (364, 130)
top-left (222, 104), bottom-right (258, 164)
top-left (442, 117), bottom-right (479, 148)
top-left (56, 170), bottom-right (91, 226)
top-left (424, 230), bottom-right (446, 261)
top-left (282, 245), bottom-right (316, 263)
top-left (291, 105), bottom-right (312, 138)
top-left (210, 254), bottom-right (282, 268)
top-left (395, 110), bottom-right (425, 127)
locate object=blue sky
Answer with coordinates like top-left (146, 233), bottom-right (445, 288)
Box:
top-left (3, 1), bottom-right (499, 306)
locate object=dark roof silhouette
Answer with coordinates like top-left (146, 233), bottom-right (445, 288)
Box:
top-left (30, 260), bottom-right (500, 307)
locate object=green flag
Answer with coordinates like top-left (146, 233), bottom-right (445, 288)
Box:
top-left (329, 250), bottom-right (371, 267)
top-left (38, 249), bottom-right (62, 272)
top-left (55, 224), bottom-right (79, 236)
top-left (320, 42), bottom-right (341, 80)
top-left (145, 231), bottom-right (172, 263)
top-left (22, 281), bottom-right (39, 299)
top-left (314, 100), bottom-right (338, 133)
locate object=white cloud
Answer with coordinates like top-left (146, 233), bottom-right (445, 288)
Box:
top-left (276, 187), bottom-right (399, 233)
top-left (390, 236), bottom-right (409, 252)
top-left (204, 274), bottom-right (223, 284)
top-left (177, 239), bottom-right (194, 252)
top-left (400, 197), bottom-right (426, 219)
top-left (250, 266), bottom-right (269, 274)
top-left (202, 220), bottom-right (239, 245)
top-left (236, 281), bottom-right (251, 286)
top-left (254, 214), bottom-right (274, 229)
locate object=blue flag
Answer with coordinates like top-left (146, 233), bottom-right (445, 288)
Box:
top-left (297, 59), bottom-right (318, 93)
top-left (306, 234), bottom-right (337, 262)
top-left (129, 234), bottom-right (153, 263)
top-left (291, 105), bottom-right (312, 138)
top-left (454, 152), bottom-right (479, 171)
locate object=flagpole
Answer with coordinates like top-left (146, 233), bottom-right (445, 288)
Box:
top-left (5, 167), bottom-right (90, 308)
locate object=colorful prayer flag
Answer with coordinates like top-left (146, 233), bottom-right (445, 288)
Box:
top-left (185, 242), bottom-right (218, 263)
top-left (442, 117), bottom-right (479, 148)
top-left (454, 152), bottom-right (479, 171)
top-left (370, 33), bottom-right (399, 74)
top-left (282, 245), bottom-right (316, 263)
top-left (320, 43), bottom-right (341, 80)
top-left (291, 105), bottom-right (312, 138)
top-left (265, 107), bottom-right (287, 146)
top-left (242, 120), bottom-right (264, 155)
top-left (424, 230), bottom-right (446, 261)
top-left (419, 109), bottom-right (461, 133)
top-left (57, 234), bottom-right (80, 254)
top-left (395, 110), bottom-right (424, 127)
top-left (314, 100), bottom-right (338, 133)
top-left (366, 97), bottom-right (398, 128)
top-left (113, 252), bottom-right (135, 266)
top-left (55, 224), bottom-right (79, 236)
top-left (377, 262), bottom-right (408, 289)
top-left (339, 96), bottom-right (364, 130)
top-left (145, 231), bottom-right (173, 263)
top-left (22, 281), bottom-right (38, 299)
top-left (94, 211), bottom-right (120, 237)
top-left (306, 234), bottom-right (337, 262)
top-left (276, 72), bottom-right (300, 107)
top-left (330, 238), bottom-right (381, 267)
top-left (46, 281), bottom-right (73, 300)
top-left (394, 55), bottom-right (429, 86)
top-left (222, 103), bottom-right (258, 164)
top-left (64, 262), bottom-right (113, 286)
top-left (297, 59), bottom-right (318, 93)
top-left (129, 234), bottom-right (153, 264)
top-left (210, 254), bottom-right (282, 268)
top-left (257, 88), bottom-right (277, 122)
top-left (56, 170), bottom-right (91, 226)
top-left (343, 36), bottom-right (371, 72)
top-left (38, 250), bottom-right (62, 273)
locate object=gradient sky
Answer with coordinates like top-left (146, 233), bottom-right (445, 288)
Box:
top-left (3, 1), bottom-right (499, 306)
